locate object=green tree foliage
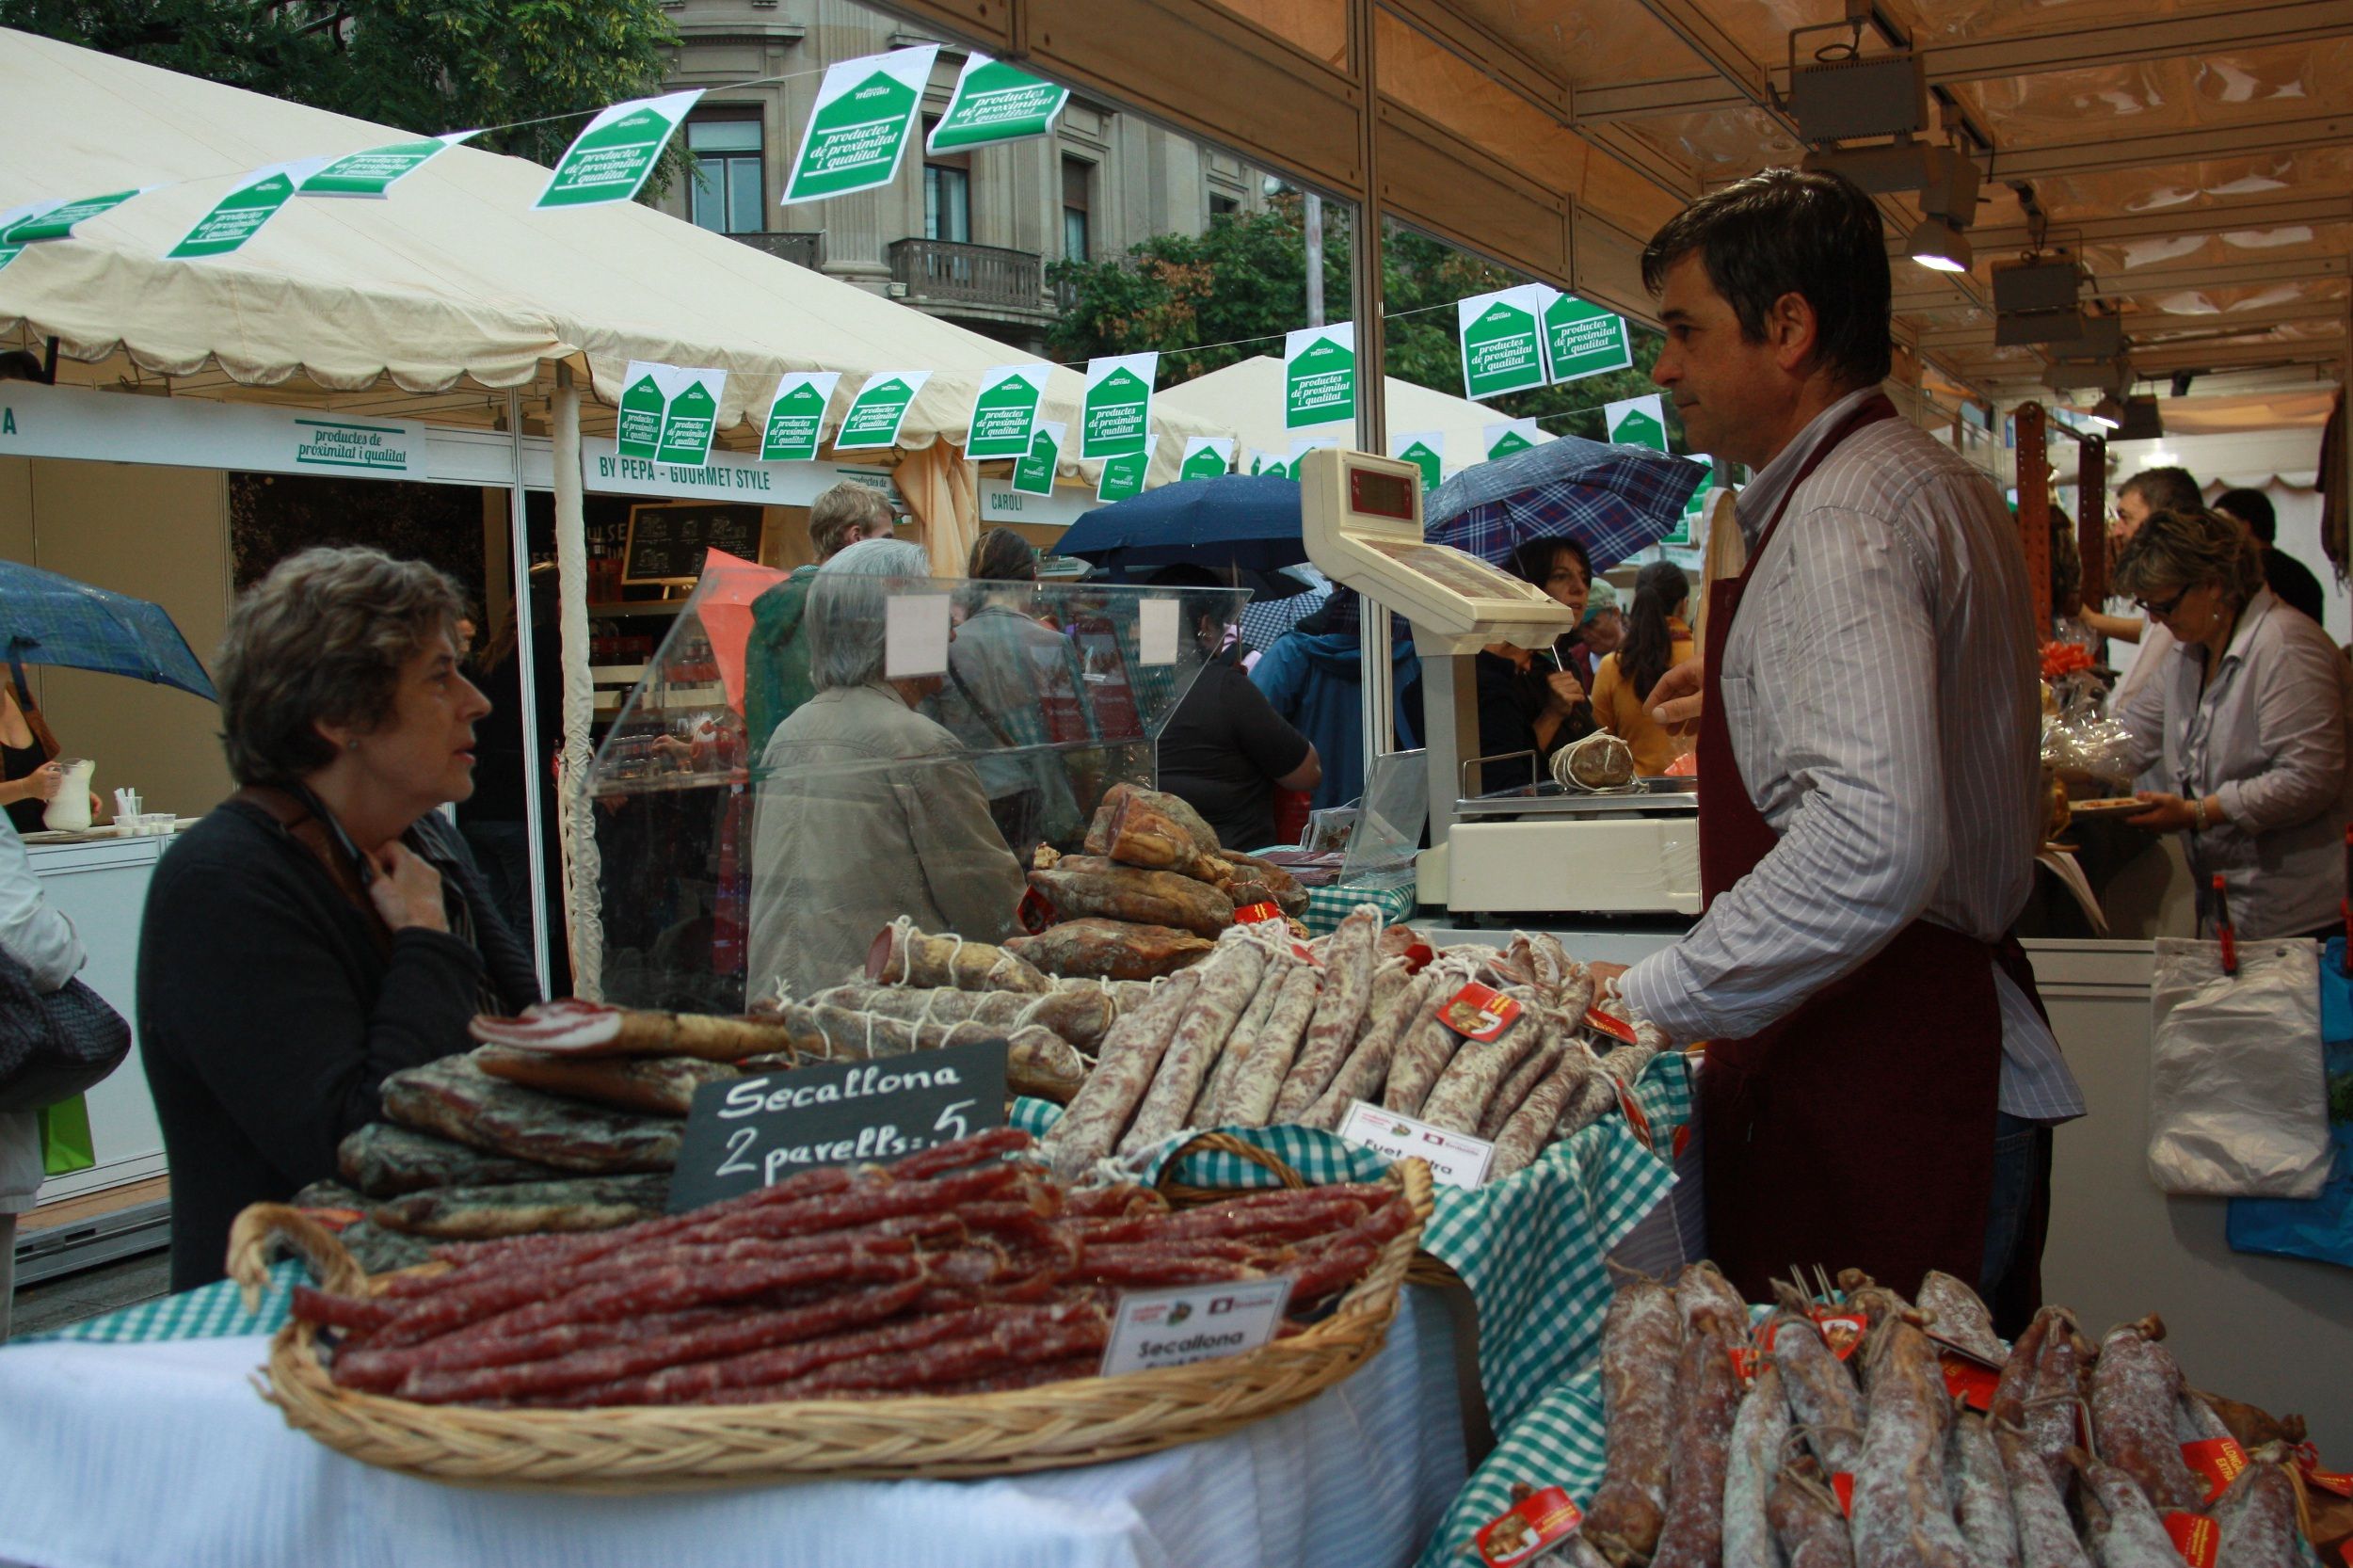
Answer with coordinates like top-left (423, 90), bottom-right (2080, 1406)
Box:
top-left (0, 0), bottom-right (680, 176)
top-left (1048, 198), bottom-right (1682, 448)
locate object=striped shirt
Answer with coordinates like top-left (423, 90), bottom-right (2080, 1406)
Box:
top-left (1621, 388), bottom-right (2087, 1122)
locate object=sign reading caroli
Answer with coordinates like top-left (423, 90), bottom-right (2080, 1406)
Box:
top-left (1283, 322), bottom-right (1356, 429)
top-left (1012, 421), bottom-right (1066, 497)
top-left (168, 158), bottom-right (331, 260)
top-left (785, 47), bottom-right (939, 204)
top-left (927, 55), bottom-right (1069, 152)
top-left (616, 361), bottom-right (728, 467)
top-left (536, 90), bottom-right (703, 209)
top-left (1080, 352), bottom-right (1158, 459)
top-left (301, 131), bottom-right (480, 199)
top-left (834, 369), bottom-right (933, 451)
top-left (1388, 429), bottom-right (1444, 493)
top-left (760, 371), bottom-right (842, 463)
top-left (1456, 284), bottom-right (1550, 401)
top-left (1179, 436), bottom-right (1235, 481)
top-left (964, 365), bottom-right (1049, 460)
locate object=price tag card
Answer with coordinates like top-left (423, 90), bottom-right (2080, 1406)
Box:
top-left (1476, 1486), bottom-right (1585, 1567)
top-left (1337, 1100), bottom-right (1496, 1190)
top-left (884, 592), bottom-right (952, 679)
top-left (2181, 1437), bottom-right (2249, 1503)
top-left (1101, 1277), bottom-right (1290, 1375)
top-left (667, 1037), bottom-right (1007, 1211)
top-left (1139, 597), bottom-right (1180, 666)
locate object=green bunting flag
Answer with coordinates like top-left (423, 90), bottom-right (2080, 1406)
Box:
top-left (1457, 283), bottom-right (1549, 400)
top-left (927, 55), bottom-right (1069, 152)
top-left (1013, 421), bottom-right (1065, 496)
top-left (1283, 322), bottom-right (1356, 429)
top-left (1179, 437), bottom-right (1234, 481)
top-left (1482, 419), bottom-right (1542, 461)
top-left (1604, 393), bottom-right (1671, 454)
top-left (1663, 454), bottom-right (1713, 546)
top-left (537, 90), bottom-right (702, 209)
top-left (301, 131), bottom-right (479, 199)
top-left (1096, 434), bottom-right (1158, 501)
top-left (6, 189), bottom-right (147, 244)
top-left (785, 47), bottom-right (938, 204)
top-left (616, 361), bottom-right (728, 465)
top-left (168, 158), bottom-right (328, 260)
top-left (1539, 289), bottom-right (1634, 384)
top-left (760, 371), bottom-right (841, 462)
top-left (1080, 352), bottom-right (1157, 459)
top-left (0, 200), bottom-right (60, 273)
top-left (835, 369), bottom-right (932, 450)
top-left (1388, 429), bottom-right (1444, 493)
top-left (965, 365), bottom-right (1048, 460)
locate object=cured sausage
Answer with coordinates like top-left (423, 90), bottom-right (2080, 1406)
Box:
top-left (1651, 1322), bottom-right (1741, 1568)
top-left (1383, 955), bottom-right (1471, 1116)
top-left (378, 1056), bottom-right (682, 1174)
top-left (1948, 1414), bottom-right (2019, 1568)
top-left (2209, 1461), bottom-right (2300, 1568)
top-left (1993, 1417), bottom-right (2090, 1568)
top-left (1480, 1030), bottom-right (1564, 1141)
top-left (1677, 1260), bottom-right (1751, 1341)
top-left (1004, 918), bottom-right (1215, 981)
top-left (1118, 938), bottom-right (1267, 1153)
top-left (1216, 849), bottom-right (1309, 918)
top-left (1273, 907), bottom-right (1385, 1120)
top-left (1764, 1290), bottom-right (1867, 1480)
top-left (1221, 963), bottom-right (1323, 1128)
top-left (808, 983), bottom-right (1119, 1057)
top-left (1028, 856), bottom-right (1236, 937)
top-left (2072, 1449), bottom-right (2185, 1568)
top-left (369, 1175), bottom-right (671, 1240)
top-left (1197, 953), bottom-right (1293, 1126)
top-left (336, 1122), bottom-right (568, 1198)
top-left (469, 1000), bottom-right (802, 1061)
top-left (1039, 970), bottom-right (1201, 1181)
top-left (1768, 1461), bottom-right (1855, 1568)
top-left (1724, 1360), bottom-right (1793, 1568)
top-left (1491, 1049), bottom-right (1599, 1179)
top-left (766, 1005), bottom-right (1083, 1100)
top-left (1303, 967), bottom-right (1434, 1130)
top-left (1417, 990), bottom-right (1543, 1136)
top-left (2089, 1317), bottom-right (2203, 1512)
top-left (1584, 1276), bottom-right (1681, 1563)
top-left (472, 1046), bottom-right (738, 1117)
top-left (1915, 1271), bottom-right (2004, 1367)
top-left (1848, 1318), bottom-right (1972, 1568)
top-left (865, 919), bottom-right (1052, 994)
top-left (1084, 782), bottom-right (1226, 879)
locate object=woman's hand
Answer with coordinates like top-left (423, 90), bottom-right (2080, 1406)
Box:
top-left (368, 842), bottom-right (448, 933)
top-left (1542, 669), bottom-right (1586, 714)
top-left (2125, 791), bottom-right (2199, 832)
top-left (9, 760), bottom-right (64, 804)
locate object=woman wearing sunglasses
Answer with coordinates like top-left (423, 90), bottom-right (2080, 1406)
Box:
top-left (2110, 506), bottom-right (2353, 940)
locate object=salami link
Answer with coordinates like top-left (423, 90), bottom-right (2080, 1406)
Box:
top-left (1272, 906), bottom-right (1384, 1120)
top-left (1039, 970), bottom-right (1202, 1181)
top-left (1303, 967), bottom-right (1433, 1130)
top-left (471, 1047), bottom-right (738, 1117)
top-left (377, 1056), bottom-right (682, 1174)
top-left (1382, 956), bottom-right (1470, 1115)
top-left (1763, 1291), bottom-right (1867, 1480)
top-left (1119, 939), bottom-right (1267, 1153)
top-left (1849, 1318), bottom-right (1973, 1568)
top-left (1584, 1277), bottom-right (1681, 1563)
top-left (866, 919), bottom-right (1051, 993)
top-left (554, 1303), bottom-right (998, 1407)
top-left (1221, 962), bottom-right (1323, 1128)
top-left (336, 1122), bottom-right (568, 1198)
top-left (808, 983), bottom-right (1119, 1056)
top-left (2073, 1449), bottom-right (2186, 1568)
top-left (1651, 1322), bottom-right (1742, 1568)
top-left (1548, 1067), bottom-right (1622, 1145)
top-left (1479, 1029), bottom-right (1564, 1142)
top-left (1915, 1271), bottom-right (2005, 1368)
top-left (1028, 856), bottom-right (1236, 937)
top-left (1678, 1261), bottom-right (1752, 1341)
top-left (1723, 1360), bottom-right (1793, 1568)
top-left (1491, 1049), bottom-right (1597, 1179)
top-left (2089, 1318), bottom-right (2203, 1512)
top-left (1767, 1462), bottom-right (1855, 1568)
top-left (737, 1301), bottom-right (1111, 1401)
top-left (1195, 953), bottom-right (1293, 1126)
top-left (2209, 1461), bottom-right (2300, 1568)
top-left (770, 1005), bottom-right (1084, 1102)
top-left (1417, 991), bottom-right (1543, 1136)
top-left (1004, 918), bottom-right (1216, 981)
top-left (1993, 1425), bottom-right (2090, 1568)
top-left (1949, 1413), bottom-right (2020, 1568)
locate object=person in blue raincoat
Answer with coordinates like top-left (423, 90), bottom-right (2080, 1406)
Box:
top-left (1249, 586), bottom-right (1421, 811)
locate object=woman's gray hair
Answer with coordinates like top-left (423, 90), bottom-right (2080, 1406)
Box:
top-left (808, 537), bottom-right (936, 692)
top-left (2111, 506), bottom-right (2265, 610)
top-left (216, 547), bottom-right (469, 784)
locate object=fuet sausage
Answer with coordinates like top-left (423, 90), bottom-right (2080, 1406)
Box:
top-left (1417, 986), bottom-right (1544, 1136)
top-left (2208, 1460), bottom-right (2301, 1568)
top-left (1848, 1318), bottom-right (1972, 1568)
top-left (1382, 954), bottom-right (1473, 1115)
top-left (2072, 1448), bottom-right (2186, 1568)
top-left (1768, 1460), bottom-right (1854, 1568)
top-left (1584, 1276), bottom-right (1682, 1564)
top-left (1651, 1322), bottom-right (1743, 1568)
top-left (1765, 1288), bottom-right (1867, 1481)
top-left (1948, 1413), bottom-right (2020, 1568)
top-left (1194, 952), bottom-right (1293, 1127)
top-left (1724, 1360), bottom-right (1793, 1568)
top-left (1221, 963), bottom-right (1324, 1128)
top-left (1303, 967), bottom-right (1433, 1130)
top-left (1491, 1047), bottom-right (1600, 1180)
top-left (1992, 1425), bottom-right (2090, 1568)
top-left (1038, 971), bottom-right (1201, 1181)
top-left (1118, 938), bottom-right (1267, 1153)
top-left (2088, 1317), bottom-right (2203, 1512)
top-left (1272, 906), bottom-right (1384, 1119)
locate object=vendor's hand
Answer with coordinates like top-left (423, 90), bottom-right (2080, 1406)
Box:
top-left (2125, 791), bottom-right (2197, 832)
top-left (1543, 669), bottom-right (1586, 713)
top-left (21, 760), bottom-right (63, 802)
top-left (1645, 656), bottom-right (1705, 730)
top-left (368, 842), bottom-right (448, 933)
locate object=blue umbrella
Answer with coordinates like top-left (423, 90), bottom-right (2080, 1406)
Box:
top-left (0, 560), bottom-right (216, 701)
top-left (1054, 474), bottom-right (1305, 582)
top-left (1426, 432), bottom-right (1707, 574)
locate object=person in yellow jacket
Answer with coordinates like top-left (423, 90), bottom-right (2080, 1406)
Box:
top-left (1589, 560), bottom-right (1697, 776)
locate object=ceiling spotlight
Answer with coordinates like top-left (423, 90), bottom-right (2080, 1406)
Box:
top-left (1906, 216), bottom-right (1971, 272)
top-left (2087, 394), bottom-right (2124, 429)
top-left (2118, 395), bottom-right (2165, 442)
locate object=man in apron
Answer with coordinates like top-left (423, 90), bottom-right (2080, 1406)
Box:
top-left (1589, 169), bottom-right (2084, 1332)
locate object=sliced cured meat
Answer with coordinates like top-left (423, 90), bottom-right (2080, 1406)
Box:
top-left (469, 1000), bottom-right (799, 1061)
top-left (377, 1056), bottom-right (682, 1174)
top-left (472, 1046), bottom-right (737, 1117)
top-left (1027, 856), bottom-right (1236, 937)
top-left (1004, 918), bottom-right (1215, 981)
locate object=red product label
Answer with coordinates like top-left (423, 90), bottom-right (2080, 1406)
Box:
top-left (1475, 1487), bottom-right (1585, 1567)
top-left (1016, 886), bottom-right (1057, 936)
top-left (1443, 983), bottom-right (1523, 1042)
top-left (1940, 1352), bottom-right (1999, 1413)
top-left (2296, 1443), bottom-right (2353, 1497)
top-left (1584, 1006), bottom-right (1639, 1045)
top-left (1612, 1080), bottom-right (1656, 1151)
top-left (1233, 901), bottom-right (1285, 924)
top-left (2181, 1437), bottom-right (2249, 1504)
top-left (1811, 1310), bottom-right (1867, 1362)
top-left (1832, 1473), bottom-right (1854, 1518)
top-left (2165, 1512), bottom-right (2220, 1568)
top-left (1728, 1345), bottom-right (1760, 1387)
top-left (1673, 1122), bottom-right (1692, 1160)
top-left (1291, 942), bottom-right (1320, 966)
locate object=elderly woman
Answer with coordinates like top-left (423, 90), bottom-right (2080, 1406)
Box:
top-left (137, 548), bottom-right (538, 1289)
top-left (2112, 507), bottom-right (2353, 940)
top-left (748, 538), bottom-right (1025, 1002)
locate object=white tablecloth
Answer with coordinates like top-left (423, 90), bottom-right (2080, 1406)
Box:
top-left (0, 1288), bottom-right (1465, 1568)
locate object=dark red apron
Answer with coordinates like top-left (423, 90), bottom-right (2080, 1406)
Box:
top-left (1694, 394), bottom-right (2045, 1308)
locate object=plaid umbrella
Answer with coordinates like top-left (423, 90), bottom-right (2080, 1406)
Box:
top-left (1425, 431), bottom-right (1708, 574)
top-left (0, 560), bottom-right (216, 701)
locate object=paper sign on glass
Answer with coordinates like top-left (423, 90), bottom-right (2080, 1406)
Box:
top-left (884, 592), bottom-right (952, 680)
top-left (7, 189), bottom-right (148, 244)
top-left (1457, 284), bottom-right (1550, 400)
top-left (760, 371), bottom-right (841, 462)
top-left (1080, 352), bottom-right (1157, 459)
top-left (1097, 434), bottom-right (1157, 501)
top-left (835, 369), bottom-right (932, 451)
top-left (1605, 393), bottom-right (1672, 453)
top-left (168, 158), bottom-right (330, 260)
top-left (301, 131), bottom-right (479, 199)
top-left (1389, 429), bottom-right (1444, 493)
top-left (1540, 290), bottom-right (1634, 384)
top-left (536, 91), bottom-right (702, 209)
top-left (785, 47), bottom-right (939, 204)
top-left (927, 55), bottom-right (1068, 152)
top-left (1011, 420), bottom-right (1065, 497)
top-left (1482, 419), bottom-right (1542, 462)
top-left (1139, 597), bottom-right (1180, 666)
top-left (965, 364), bottom-right (1049, 460)
top-left (1284, 322), bottom-right (1355, 429)
top-left (1100, 1278), bottom-right (1289, 1376)
top-left (1178, 437), bottom-right (1233, 481)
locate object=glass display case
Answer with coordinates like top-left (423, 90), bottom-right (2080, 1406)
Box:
top-left (585, 564), bottom-right (1245, 1014)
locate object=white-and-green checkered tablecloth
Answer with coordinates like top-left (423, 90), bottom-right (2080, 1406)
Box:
top-left (1300, 879), bottom-right (1419, 936)
top-left (17, 1257), bottom-right (306, 1345)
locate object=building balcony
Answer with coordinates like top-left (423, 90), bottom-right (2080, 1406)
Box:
top-left (731, 231), bottom-right (824, 269)
top-left (888, 238), bottom-right (1046, 313)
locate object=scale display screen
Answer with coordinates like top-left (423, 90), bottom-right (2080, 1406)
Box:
top-left (1350, 467), bottom-right (1417, 522)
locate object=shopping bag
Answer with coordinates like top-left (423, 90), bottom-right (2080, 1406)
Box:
top-left (2229, 936), bottom-right (2353, 1267)
top-left (2148, 936), bottom-right (2329, 1198)
top-left (36, 1093), bottom-right (94, 1177)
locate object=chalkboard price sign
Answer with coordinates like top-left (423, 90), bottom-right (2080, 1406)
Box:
top-left (622, 502), bottom-right (766, 585)
top-left (666, 1037), bottom-right (1009, 1211)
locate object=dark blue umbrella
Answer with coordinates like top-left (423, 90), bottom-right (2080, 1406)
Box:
top-left (0, 560), bottom-right (216, 701)
top-left (1426, 432), bottom-right (1707, 574)
top-left (1054, 473), bottom-right (1305, 582)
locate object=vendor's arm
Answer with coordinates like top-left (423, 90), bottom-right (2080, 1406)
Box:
top-left (907, 755), bottom-right (1028, 942)
top-left (2214, 632), bottom-right (2350, 836)
top-left (0, 824), bottom-right (81, 989)
top-left (2081, 608), bottom-right (2144, 644)
top-left (1620, 505), bottom-right (1949, 1044)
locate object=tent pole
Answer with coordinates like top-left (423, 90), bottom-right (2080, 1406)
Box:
top-left (552, 364), bottom-right (603, 1000)
top-left (504, 388), bottom-right (552, 996)
top-left (1349, 0), bottom-right (1392, 782)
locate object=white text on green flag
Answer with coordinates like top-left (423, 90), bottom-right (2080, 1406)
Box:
top-left (0, 201), bottom-right (61, 273)
top-left (1539, 289), bottom-right (1634, 384)
top-left (1096, 434), bottom-right (1158, 501)
top-left (928, 55), bottom-right (1068, 152)
top-left (965, 365), bottom-right (1048, 460)
top-left (1482, 419), bottom-right (1543, 462)
top-left (1179, 437), bottom-right (1234, 481)
top-left (1080, 352), bottom-right (1157, 459)
top-left (168, 158), bottom-right (328, 260)
top-left (537, 90), bottom-right (702, 210)
top-left (1013, 422), bottom-right (1065, 496)
top-left (1457, 284), bottom-right (1550, 401)
top-left (835, 369), bottom-right (933, 451)
top-left (302, 131), bottom-right (479, 199)
top-left (785, 47), bottom-right (938, 204)
top-left (1283, 322), bottom-right (1356, 429)
top-left (1604, 393), bottom-right (1671, 453)
top-left (7, 189), bottom-right (148, 244)
top-left (760, 371), bottom-right (841, 462)
top-left (1388, 429), bottom-right (1444, 493)
top-left (617, 362), bottom-right (728, 466)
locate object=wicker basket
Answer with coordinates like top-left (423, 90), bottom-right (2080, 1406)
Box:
top-left (1154, 1130), bottom-right (1464, 1290)
top-left (230, 1153), bottom-right (1432, 1492)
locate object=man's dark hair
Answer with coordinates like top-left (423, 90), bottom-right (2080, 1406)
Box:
top-left (2212, 486), bottom-right (2277, 544)
top-left (2119, 465), bottom-right (2201, 518)
top-left (1641, 168), bottom-right (1892, 389)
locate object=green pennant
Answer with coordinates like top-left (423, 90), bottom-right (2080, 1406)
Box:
top-left (928, 56), bottom-right (1068, 152)
top-left (1541, 292), bottom-right (1634, 384)
top-left (1096, 439), bottom-right (1153, 501)
top-left (1179, 440), bottom-right (1232, 481)
top-left (1395, 437), bottom-right (1443, 493)
top-left (1284, 324), bottom-right (1356, 429)
top-left (656, 379), bottom-right (721, 466)
top-left (786, 48), bottom-right (936, 204)
top-left (1458, 285), bottom-right (1547, 400)
top-left (1081, 354), bottom-right (1156, 458)
top-left (616, 372), bottom-right (668, 460)
top-left (168, 167), bottom-right (304, 260)
top-left (761, 372), bottom-right (839, 462)
top-left (966, 366), bottom-right (1046, 460)
top-left (1013, 422), bottom-right (1064, 496)
top-left (537, 91), bottom-right (701, 210)
top-left (301, 132), bottom-right (477, 198)
top-left (835, 369), bottom-right (931, 451)
top-left (7, 189), bottom-right (140, 243)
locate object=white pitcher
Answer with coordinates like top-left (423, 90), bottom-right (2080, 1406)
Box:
top-left (41, 758), bottom-right (95, 831)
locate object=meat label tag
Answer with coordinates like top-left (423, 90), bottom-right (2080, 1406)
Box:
top-left (1810, 1309), bottom-right (1867, 1361)
top-left (1233, 900), bottom-right (1285, 924)
top-left (1475, 1486), bottom-right (1586, 1567)
top-left (1442, 983), bottom-right (1522, 1041)
top-left (1100, 1277), bottom-right (1289, 1375)
top-left (1583, 1006), bottom-right (1639, 1046)
top-left (2164, 1512), bottom-right (2219, 1568)
top-left (2295, 1443), bottom-right (2353, 1497)
top-left (1016, 885), bottom-right (1058, 935)
top-left (1610, 1080), bottom-right (1655, 1151)
top-left (2181, 1437), bottom-right (2249, 1503)
top-left (1337, 1099), bottom-right (1497, 1190)
top-left (1728, 1345), bottom-right (1760, 1386)
top-left (1831, 1473), bottom-right (1854, 1518)
top-left (1939, 1351), bottom-right (1999, 1413)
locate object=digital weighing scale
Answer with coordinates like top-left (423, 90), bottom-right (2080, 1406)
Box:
top-left (1298, 447), bottom-right (1703, 917)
